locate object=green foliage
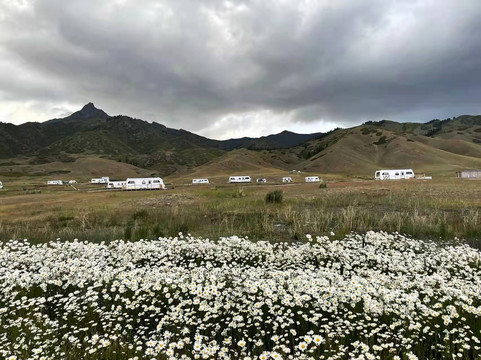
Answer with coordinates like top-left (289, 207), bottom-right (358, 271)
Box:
top-left (373, 135), bottom-right (388, 145)
top-left (132, 209), bottom-right (149, 221)
top-left (232, 188), bottom-right (246, 198)
top-left (265, 190), bottom-right (284, 203)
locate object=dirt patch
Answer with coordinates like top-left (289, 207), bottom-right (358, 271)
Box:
top-left (133, 194), bottom-right (196, 208)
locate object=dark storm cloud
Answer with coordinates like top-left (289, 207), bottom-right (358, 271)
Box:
top-left (1, 0), bottom-right (481, 138)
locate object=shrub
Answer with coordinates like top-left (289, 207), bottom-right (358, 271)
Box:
top-left (232, 188), bottom-right (246, 198)
top-left (319, 181), bottom-right (327, 188)
top-left (373, 135), bottom-right (388, 145)
top-left (265, 190), bottom-right (284, 204)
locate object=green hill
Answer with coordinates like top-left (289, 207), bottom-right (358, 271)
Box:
top-left (2, 104), bottom-right (481, 178)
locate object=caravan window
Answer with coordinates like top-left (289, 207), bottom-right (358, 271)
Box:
top-left (142, 180), bottom-right (146, 184)
top-left (376, 172), bottom-right (380, 176)
top-left (382, 172), bottom-right (388, 175)
top-left (395, 173), bottom-right (399, 176)
top-left (153, 180), bottom-right (160, 183)
top-left (407, 171), bottom-right (413, 175)
top-left (128, 181), bottom-right (135, 184)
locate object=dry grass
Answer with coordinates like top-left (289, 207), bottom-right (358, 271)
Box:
top-left (1, 178), bottom-right (481, 247)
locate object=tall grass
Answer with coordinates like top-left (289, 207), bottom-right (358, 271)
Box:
top-left (1, 184), bottom-right (481, 247)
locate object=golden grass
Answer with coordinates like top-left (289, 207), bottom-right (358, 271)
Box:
top-left (1, 178), bottom-right (481, 247)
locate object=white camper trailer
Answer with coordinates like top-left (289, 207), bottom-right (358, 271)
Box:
top-left (91, 177), bottom-right (110, 184)
top-left (257, 178), bottom-right (267, 183)
top-left (0, 181), bottom-right (3, 189)
top-left (375, 169), bottom-right (415, 180)
top-left (192, 178), bottom-right (209, 184)
top-left (47, 180), bottom-right (63, 185)
top-left (228, 176), bottom-right (252, 183)
top-left (125, 177), bottom-right (165, 190)
top-left (107, 180), bottom-right (126, 189)
top-left (282, 177), bottom-right (293, 183)
top-left (305, 176), bottom-right (320, 183)
top-left (68, 180), bottom-right (77, 184)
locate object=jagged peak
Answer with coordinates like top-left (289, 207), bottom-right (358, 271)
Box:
top-left (57, 102), bottom-right (110, 121)
top-left (80, 102), bottom-right (97, 111)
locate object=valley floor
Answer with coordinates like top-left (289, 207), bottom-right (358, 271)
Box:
top-left (0, 177), bottom-right (480, 247)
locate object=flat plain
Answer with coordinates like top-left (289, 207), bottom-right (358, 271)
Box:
top-left (1, 176), bottom-right (480, 247)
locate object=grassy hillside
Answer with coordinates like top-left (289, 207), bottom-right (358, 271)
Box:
top-left (0, 155), bottom-right (153, 182)
top-left (2, 104), bottom-right (481, 179)
top-left (289, 122), bottom-right (481, 177)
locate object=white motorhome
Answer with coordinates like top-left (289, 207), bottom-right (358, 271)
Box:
top-left (68, 180), bottom-right (77, 184)
top-left (305, 176), bottom-right (320, 183)
top-left (107, 180), bottom-right (126, 189)
top-left (47, 180), bottom-right (63, 185)
top-left (228, 176), bottom-right (251, 183)
top-left (125, 177), bottom-right (165, 190)
top-left (192, 178), bottom-right (209, 184)
top-left (0, 181), bottom-right (3, 189)
top-left (375, 169), bottom-right (415, 180)
top-left (282, 177), bottom-right (293, 183)
top-left (91, 177), bottom-right (110, 184)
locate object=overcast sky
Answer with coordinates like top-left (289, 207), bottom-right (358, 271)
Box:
top-left (1, 0), bottom-right (481, 139)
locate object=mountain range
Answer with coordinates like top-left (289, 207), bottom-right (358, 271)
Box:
top-left (1, 103), bottom-right (481, 178)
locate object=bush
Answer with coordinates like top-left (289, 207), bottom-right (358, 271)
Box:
top-left (319, 181), bottom-right (327, 188)
top-left (265, 190), bottom-right (284, 204)
top-left (232, 188), bottom-right (246, 198)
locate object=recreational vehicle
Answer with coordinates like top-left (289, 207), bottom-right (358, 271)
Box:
top-left (305, 176), bottom-right (320, 183)
top-left (282, 177), bottom-right (293, 183)
top-left (125, 177), bottom-right (165, 190)
top-left (107, 180), bottom-right (126, 189)
top-left (192, 178), bottom-right (209, 184)
top-left (91, 177), bottom-right (110, 184)
top-left (68, 180), bottom-right (77, 184)
top-left (228, 176), bottom-right (252, 183)
top-left (0, 181), bottom-right (3, 189)
top-left (257, 178), bottom-right (267, 183)
top-left (47, 180), bottom-right (63, 185)
top-left (375, 169), bottom-right (415, 180)
top-left (456, 170), bottom-right (481, 179)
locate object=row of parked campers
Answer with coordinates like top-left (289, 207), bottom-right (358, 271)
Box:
top-left (107, 178), bottom-right (166, 190)
top-left (375, 169), bottom-right (415, 180)
top-left (47, 180), bottom-right (77, 185)
top-left (228, 176), bottom-right (321, 183)
top-left (91, 177), bottom-right (110, 184)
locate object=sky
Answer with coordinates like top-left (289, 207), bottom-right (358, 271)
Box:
top-left (1, 0), bottom-right (481, 140)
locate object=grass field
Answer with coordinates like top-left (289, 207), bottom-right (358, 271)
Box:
top-left (1, 177), bottom-right (481, 247)
top-left (1, 176), bottom-right (481, 359)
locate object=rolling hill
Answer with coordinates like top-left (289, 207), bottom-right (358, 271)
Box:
top-left (0, 103), bottom-right (322, 175)
top-left (286, 118), bottom-right (481, 176)
top-left (1, 103), bottom-right (481, 179)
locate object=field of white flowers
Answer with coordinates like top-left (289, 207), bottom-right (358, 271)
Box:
top-left (0, 231), bottom-right (480, 360)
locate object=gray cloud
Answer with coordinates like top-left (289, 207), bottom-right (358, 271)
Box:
top-left (1, 0), bottom-right (481, 138)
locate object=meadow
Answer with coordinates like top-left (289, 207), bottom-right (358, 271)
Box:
top-left (0, 178), bottom-right (481, 247)
top-left (1, 178), bottom-right (481, 359)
